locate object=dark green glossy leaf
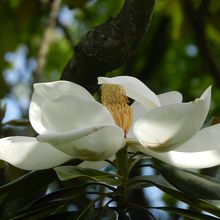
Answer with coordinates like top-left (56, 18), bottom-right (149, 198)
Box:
top-left (151, 206), bottom-right (219, 220)
top-left (0, 193), bottom-right (9, 205)
top-left (0, 169), bottom-right (56, 203)
top-left (127, 172), bottom-right (220, 217)
top-left (36, 211), bottom-right (78, 220)
top-left (77, 202), bottom-right (95, 220)
top-left (11, 204), bottom-right (67, 220)
top-left (97, 206), bottom-right (117, 220)
top-left (54, 166), bottom-right (121, 186)
top-left (27, 184), bottom-right (87, 207)
top-left (158, 163), bottom-right (220, 199)
top-left (152, 182), bottom-right (220, 217)
top-left (11, 192), bottom-right (84, 219)
top-left (127, 175), bottom-right (173, 190)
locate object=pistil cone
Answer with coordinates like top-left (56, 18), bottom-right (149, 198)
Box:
top-left (101, 84), bottom-right (133, 135)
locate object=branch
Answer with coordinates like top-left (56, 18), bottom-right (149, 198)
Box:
top-left (182, 0), bottom-right (220, 86)
top-left (56, 18), bottom-right (75, 50)
top-left (33, 0), bottom-right (61, 81)
top-left (61, 0), bottom-right (155, 92)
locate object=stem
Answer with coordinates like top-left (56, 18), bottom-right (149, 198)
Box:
top-left (126, 138), bottom-right (140, 145)
top-left (116, 146), bottom-right (129, 177)
top-left (116, 146), bottom-right (130, 220)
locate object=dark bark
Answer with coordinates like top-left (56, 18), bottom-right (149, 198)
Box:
top-left (61, 0), bottom-right (155, 92)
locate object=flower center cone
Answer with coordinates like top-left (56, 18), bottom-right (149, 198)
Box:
top-left (101, 84), bottom-right (133, 135)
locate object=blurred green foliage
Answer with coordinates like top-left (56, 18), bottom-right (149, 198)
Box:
top-left (0, 0), bottom-right (220, 219)
top-left (1, 0), bottom-right (219, 116)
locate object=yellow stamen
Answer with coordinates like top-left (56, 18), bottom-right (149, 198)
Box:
top-left (101, 84), bottom-right (133, 135)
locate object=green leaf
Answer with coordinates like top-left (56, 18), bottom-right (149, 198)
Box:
top-left (127, 172), bottom-right (220, 217)
top-left (97, 206), bottom-right (117, 220)
top-left (30, 212), bottom-right (78, 220)
top-left (128, 203), bottom-right (218, 220)
top-left (152, 182), bottom-right (220, 218)
top-left (158, 163), bottom-right (220, 200)
top-left (11, 204), bottom-right (67, 220)
top-left (3, 119), bottom-right (30, 127)
top-left (127, 175), bottom-right (173, 191)
top-left (77, 202), bottom-right (95, 220)
top-left (151, 206), bottom-right (219, 220)
top-left (0, 169), bottom-right (56, 203)
top-left (54, 166), bottom-right (121, 186)
top-left (11, 189), bottom-right (89, 219)
top-left (29, 185), bottom-right (87, 206)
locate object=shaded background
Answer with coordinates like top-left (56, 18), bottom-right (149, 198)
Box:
top-left (0, 0), bottom-right (220, 219)
top-left (1, 0), bottom-right (220, 122)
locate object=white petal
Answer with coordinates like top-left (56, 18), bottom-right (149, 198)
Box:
top-left (29, 81), bottom-right (95, 133)
top-left (38, 126), bottom-right (125, 161)
top-left (158, 91), bottom-right (183, 106)
top-left (38, 125), bottom-right (112, 144)
top-left (127, 91), bottom-right (183, 138)
top-left (33, 80), bottom-right (94, 100)
top-left (133, 124), bottom-right (220, 169)
top-left (0, 137), bottom-right (72, 170)
top-left (177, 124), bottom-right (220, 153)
top-left (127, 101), bottom-right (149, 138)
top-left (98, 76), bottom-right (160, 109)
top-left (30, 94), bottom-right (114, 133)
top-left (133, 86), bottom-right (211, 151)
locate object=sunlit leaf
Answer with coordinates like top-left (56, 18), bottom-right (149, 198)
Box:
top-left (127, 175), bottom-right (173, 191)
top-left (54, 166), bottom-right (121, 186)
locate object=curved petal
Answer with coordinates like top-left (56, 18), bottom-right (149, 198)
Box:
top-left (98, 76), bottom-right (160, 109)
top-left (38, 125), bottom-right (112, 144)
top-left (29, 81), bottom-right (95, 133)
top-left (158, 91), bottom-right (183, 106)
top-left (38, 125), bottom-right (125, 161)
top-left (127, 101), bottom-right (149, 138)
top-left (33, 80), bottom-right (94, 100)
top-left (132, 145), bottom-right (220, 169)
top-left (0, 136), bottom-right (72, 170)
top-left (132, 124), bottom-right (220, 169)
top-left (30, 93), bottom-right (114, 133)
top-left (133, 86), bottom-right (211, 152)
top-left (177, 124), bottom-right (220, 153)
top-left (128, 91), bottom-right (183, 138)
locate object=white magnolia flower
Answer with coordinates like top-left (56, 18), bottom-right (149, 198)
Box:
top-left (0, 76), bottom-right (219, 170)
top-left (98, 76), bottom-right (220, 169)
top-left (0, 81), bottom-right (127, 170)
